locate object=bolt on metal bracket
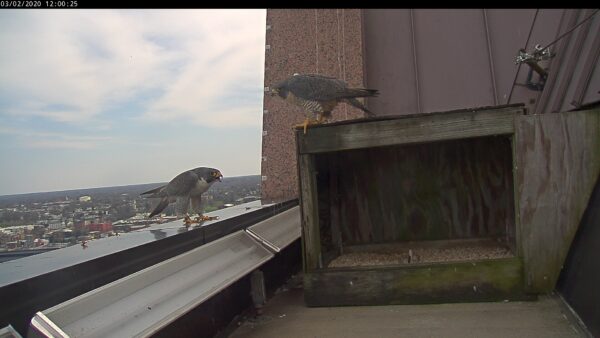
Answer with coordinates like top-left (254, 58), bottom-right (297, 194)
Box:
top-left (514, 44), bottom-right (556, 84)
top-left (515, 45), bottom-right (555, 65)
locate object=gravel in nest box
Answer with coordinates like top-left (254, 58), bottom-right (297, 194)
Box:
top-left (328, 243), bottom-right (512, 268)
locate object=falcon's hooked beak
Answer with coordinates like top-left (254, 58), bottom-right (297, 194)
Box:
top-left (212, 171), bottom-right (223, 182)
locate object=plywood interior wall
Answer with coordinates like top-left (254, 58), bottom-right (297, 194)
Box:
top-left (315, 136), bottom-right (516, 252)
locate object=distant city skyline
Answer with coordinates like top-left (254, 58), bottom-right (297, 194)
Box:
top-left (0, 173), bottom-right (260, 198)
top-left (0, 10), bottom-right (266, 195)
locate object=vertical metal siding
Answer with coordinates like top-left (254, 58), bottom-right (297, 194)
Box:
top-left (484, 9), bottom-right (543, 106)
top-left (535, 9), bottom-right (583, 114)
top-left (571, 21), bottom-right (600, 108)
top-left (413, 9), bottom-right (496, 113)
top-left (363, 9), bottom-right (419, 115)
top-left (556, 9), bottom-right (600, 111)
top-left (363, 9), bottom-right (600, 116)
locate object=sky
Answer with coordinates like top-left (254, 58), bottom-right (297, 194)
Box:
top-left (0, 9), bottom-right (267, 196)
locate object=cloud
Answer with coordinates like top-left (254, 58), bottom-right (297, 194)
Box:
top-left (0, 10), bottom-right (266, 194)
top-left (0, 126), bottom-right (112, 149)
top-left (143, 37), bottom-right (265, 127)
top-left (23, 139), bottom-right (99, 150)
top-left (0, 9), bottom-right (266, 128)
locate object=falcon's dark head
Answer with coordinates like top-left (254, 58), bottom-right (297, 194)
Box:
top-left (208, 169), bottom-right (223, 183)
top-left (194, 167), bottom-right (223, 183)
top-left (270, 78), bottom-right (290, 99)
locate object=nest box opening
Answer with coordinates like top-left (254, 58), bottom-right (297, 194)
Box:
top-left (312, 135), bottom-right (517, 269)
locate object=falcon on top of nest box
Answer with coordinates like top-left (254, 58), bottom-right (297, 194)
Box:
top-left (270, 73), bottom-right (379, 133)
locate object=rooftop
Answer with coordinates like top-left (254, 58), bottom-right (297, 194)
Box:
top-left (229, 280), bottom-right (586, 338)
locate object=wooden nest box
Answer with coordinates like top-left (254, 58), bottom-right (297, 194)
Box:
top-left (295, 104), bottom-right (600, 307)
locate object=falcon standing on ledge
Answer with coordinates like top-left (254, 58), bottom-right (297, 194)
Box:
top-left (141, 167), bottom-right (223, 225)
top-left (270, 73), bottom-right (379, 133)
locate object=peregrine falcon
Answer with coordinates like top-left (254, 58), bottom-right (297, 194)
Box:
top-left (270, 73), bottom-right (379, 133)
top-left (141, 167), bottom-right (223, 225)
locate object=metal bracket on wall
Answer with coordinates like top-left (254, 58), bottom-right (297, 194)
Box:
top-left (515, 44), bottom-right (555, 65)
top-left (515, 45), bottom-right (555, 91)
top-left (515, 66), bottom-right (547, 91)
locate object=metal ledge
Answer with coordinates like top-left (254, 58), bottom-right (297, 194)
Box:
top-left (1, 200), bottom-right (298, 336)
top-left (31, 231), bottom-right (273, 338)
top-left (0, 325), bottom-right (23, 338)
top-left (246, 206), bottom-right (301, 252)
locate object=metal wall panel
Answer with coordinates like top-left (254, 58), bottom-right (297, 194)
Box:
top-left (580, 24), bottom-right (600, 106)
top-left (484, 9), bottom-right (541, 105)
top-left (363, 9), bottom-right (419, 115)
top-left (363, 9), bottom-right (600, 115)
top-left (536, 9), bottom-right (585, 114)
top-left (551, 9), bottom-right (600, 112)
top-left (413, 9), bottom-right (495, 113)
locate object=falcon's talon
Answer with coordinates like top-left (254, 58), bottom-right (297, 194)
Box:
top-left (293, 118), bottom-right (320, 134)
top-left (183, 215), bottom-right (198, 226)
top-left (195, 215), bottom-right (219, 222)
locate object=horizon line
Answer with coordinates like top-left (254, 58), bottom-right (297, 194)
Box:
top-left (0, 174), bottom-right (261, 198)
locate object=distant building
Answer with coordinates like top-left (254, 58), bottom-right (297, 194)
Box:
top-left (79, 196), bottom-right (92, 202)
top-left (88, 231), bottom-right (101, 239)
top-left (25, 235), bottom-right (34, 248)
top-left (33, 238), bottom-right (48, 247)
top-left (48, 222), bottom-right (65, 230)
top-left (88, 223), bottom-right (112, 233)
top-left (49, 229), bottom-right (74, 243)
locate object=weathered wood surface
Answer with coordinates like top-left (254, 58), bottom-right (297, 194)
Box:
top-left (298, 154), bottom-right (322, 272)
top-left (304, 258), bottom-right (528, 306)
top-left (298, 106), bottom-right (523, 154)
top-left (315, 136), bottom-right (516, 247)
top-left (516, 109), bottom-right (600, 292)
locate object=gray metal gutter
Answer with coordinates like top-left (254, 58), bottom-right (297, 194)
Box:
top-left (1, 199), bottom-right (298, 336)
top-left (246, 206), bottom-right (301, 252)
top-left (30, 231), bottom-right (274, 338)
top-left (28, 204), bottom-right (302, 338)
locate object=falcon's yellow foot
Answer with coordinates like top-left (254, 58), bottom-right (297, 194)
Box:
top-left (293, 118), bottom-right (320, 134)
top-left (183, 215), bottom-right (198, 226)
top-left (315, 112), bottom-right (327, 124)
top-left (195, 215), bottom-right (219, 222)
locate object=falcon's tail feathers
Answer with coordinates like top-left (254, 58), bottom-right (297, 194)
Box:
top-left (148, 197), bottom-right (170, 218)
top-left (345, 88), bottom-right (379, 98)
top-left (141, 185), bottom-right (166, 197)
top-left (345, 97), bottom-right (376, 117)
